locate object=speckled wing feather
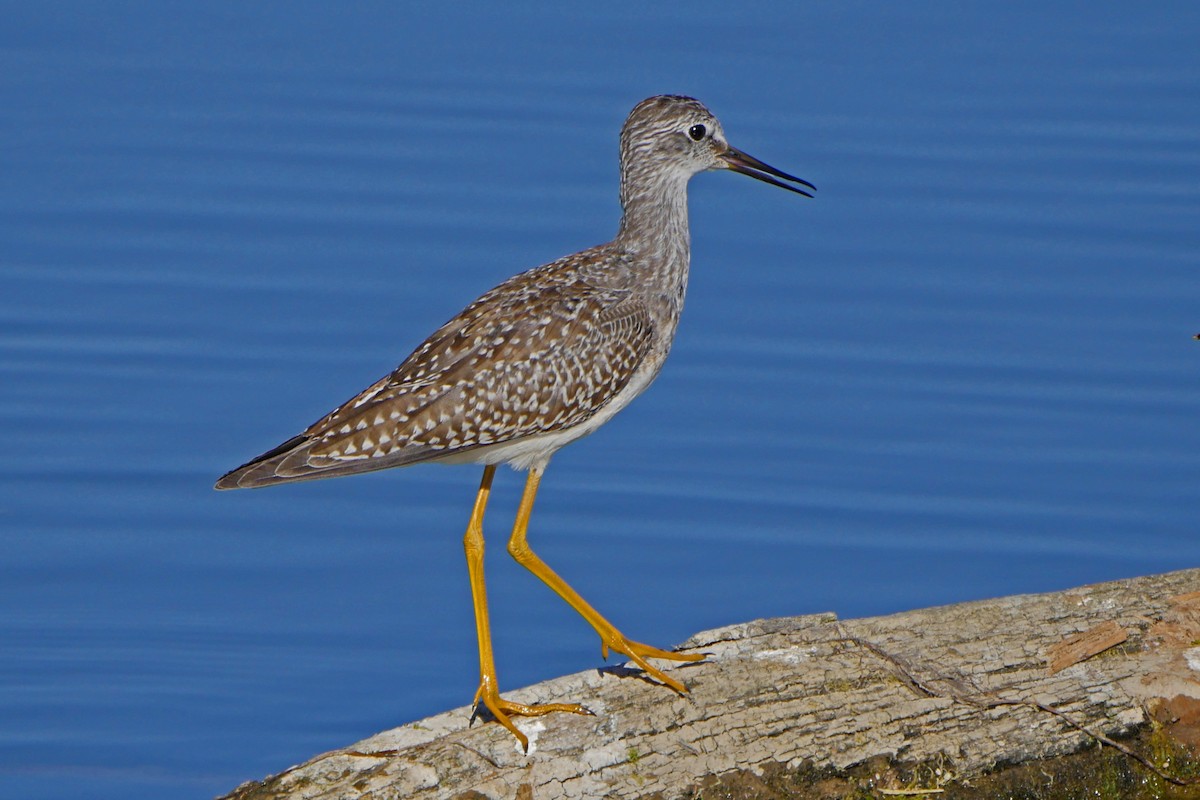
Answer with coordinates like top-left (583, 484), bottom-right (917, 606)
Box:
top-left (216, 249), bottom-right (655, 489)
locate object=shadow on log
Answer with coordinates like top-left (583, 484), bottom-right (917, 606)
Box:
top-left (220, 568), bottom-right (1200, 799)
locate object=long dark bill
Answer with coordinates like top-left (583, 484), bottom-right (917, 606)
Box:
top-left (722, 145), bottom-right (815, 197)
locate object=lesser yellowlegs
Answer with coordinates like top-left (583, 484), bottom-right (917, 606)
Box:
top-left (216, 95), bottom-right (814, 750)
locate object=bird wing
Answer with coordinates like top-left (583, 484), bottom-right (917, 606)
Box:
top-left (215, 262), bottom-right (656, 489)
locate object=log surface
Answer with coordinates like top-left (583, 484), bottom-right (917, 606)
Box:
top-left (220, 568), bottom-right (1200, 800)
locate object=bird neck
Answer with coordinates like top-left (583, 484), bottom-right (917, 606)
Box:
top-left (615, 176), bottom-right (692, 300)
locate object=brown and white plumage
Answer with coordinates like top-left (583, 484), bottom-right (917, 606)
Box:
top-left (217, 96), bottom-right (812, 490)
top-left (215, 95), bottom-right (813, 751)
top-left (217, 246), bottom-right (658, 487)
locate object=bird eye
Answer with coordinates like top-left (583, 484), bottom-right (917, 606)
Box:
top-left (688, 124), bottom-right (707, 141)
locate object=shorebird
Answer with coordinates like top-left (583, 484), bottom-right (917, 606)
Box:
top-left (216, 95), bottom-right (814, 750)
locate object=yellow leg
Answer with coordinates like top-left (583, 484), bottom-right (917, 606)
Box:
top-left (463, 465), bottom-right (588, 751)
top-left (507, 466), bottom-right (704, 694)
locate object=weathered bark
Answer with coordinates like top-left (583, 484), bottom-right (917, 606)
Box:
top-left (220, 568), bottom-right (1200, 800)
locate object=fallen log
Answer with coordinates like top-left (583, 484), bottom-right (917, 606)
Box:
top-left (220, 568), bottom-right (1200, 799)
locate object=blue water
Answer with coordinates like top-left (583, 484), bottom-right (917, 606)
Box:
top-left (2, 3), bottom-right (1198, 797)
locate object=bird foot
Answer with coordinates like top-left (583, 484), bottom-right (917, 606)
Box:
top-left (472, 679), bottom-right (592, 752)
top-left (601, 634), bottom-right (705, 694)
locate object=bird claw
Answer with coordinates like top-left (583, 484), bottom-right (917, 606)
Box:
top-left (601, 634), bottom-right (705, 694)
top-left (472, 679), bottom-right (592, 752)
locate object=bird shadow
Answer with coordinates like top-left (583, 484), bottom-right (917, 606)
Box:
top-left (595, 657), bottom-right (708, 691)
